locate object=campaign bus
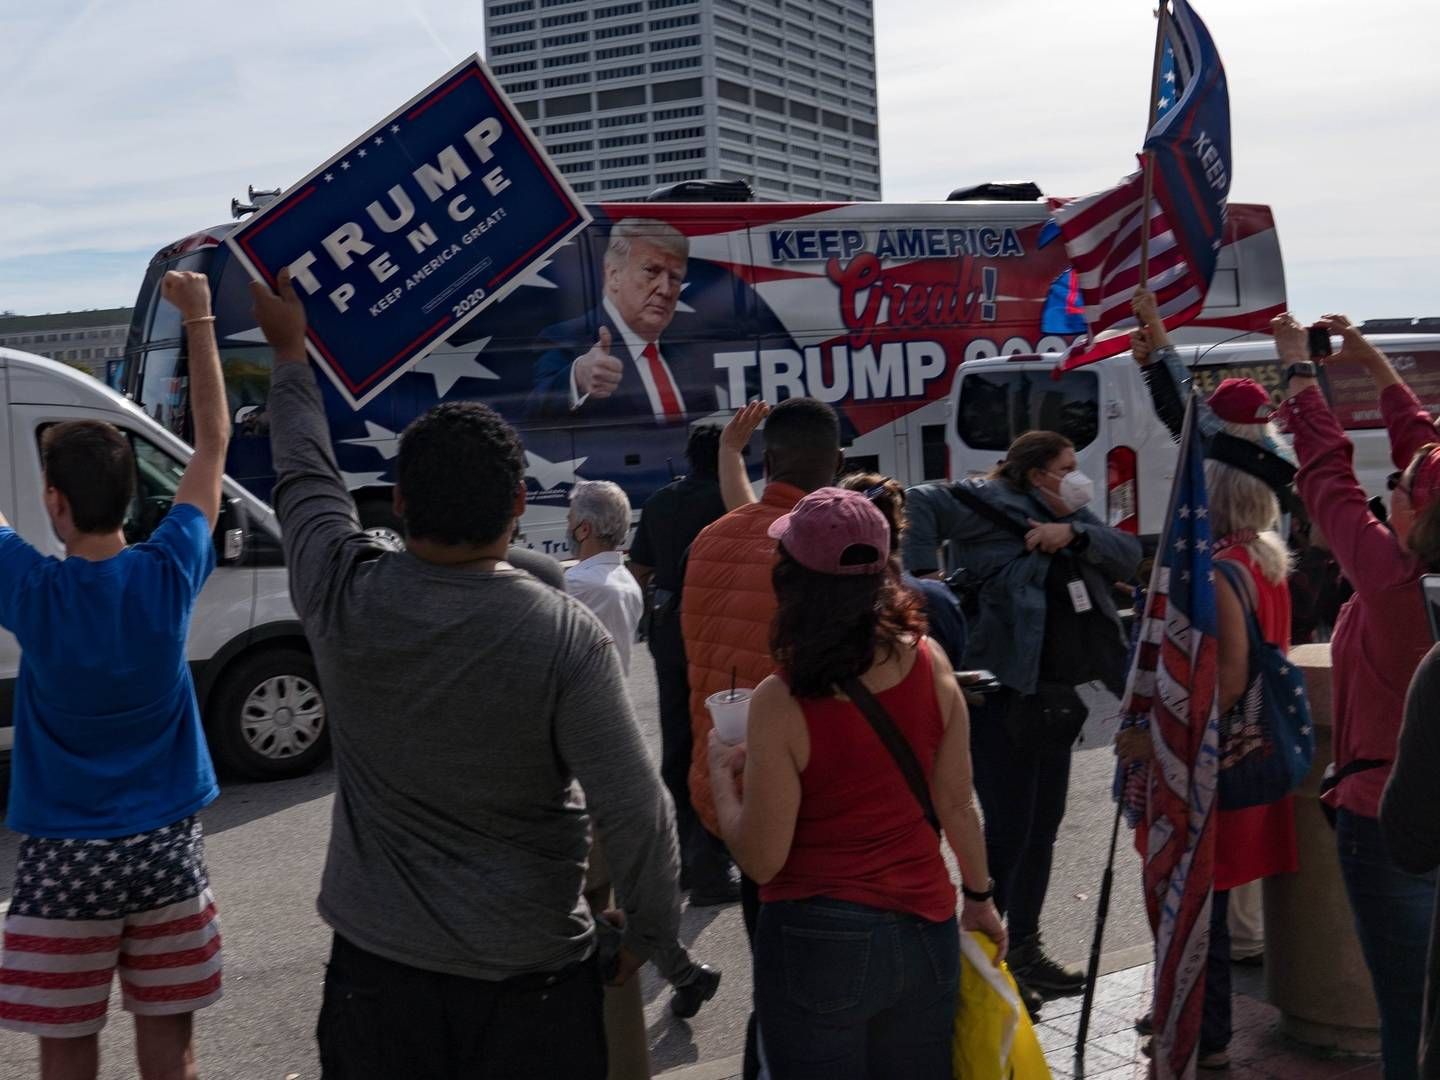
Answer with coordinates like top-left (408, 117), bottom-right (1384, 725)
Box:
top-left (119, 194), bottom-right (1286, 554)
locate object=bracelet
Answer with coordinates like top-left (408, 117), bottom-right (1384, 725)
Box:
top-left (183, 315), bottom-right (217, 327)
top-left (961, 878), bottom-right (995, 903)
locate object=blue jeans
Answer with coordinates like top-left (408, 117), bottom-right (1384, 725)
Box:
top-left (754, 899), bottom-right (958, 1080)
top-left (1336, 809), bottom-right (1440, 1080)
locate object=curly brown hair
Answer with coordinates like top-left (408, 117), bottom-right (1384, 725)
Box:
top-left (770, 544), bottom-right (927, 698)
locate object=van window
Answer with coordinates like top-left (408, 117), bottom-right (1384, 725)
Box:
top-left (125, 434), bottom-right (186, 544)
top-left (955, 369), bottom-right (1100, 452)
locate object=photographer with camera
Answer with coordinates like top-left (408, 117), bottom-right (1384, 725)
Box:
top-left (1275, 312), bottom-right (1440, 1080)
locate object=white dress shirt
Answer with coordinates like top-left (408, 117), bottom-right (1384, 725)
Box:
top-left (568, 296), bottom-right (687, 419)
top-left (564, 550), bottom-right (644, 675)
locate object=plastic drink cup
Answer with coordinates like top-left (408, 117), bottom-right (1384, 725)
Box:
top-left (707, 688), bottom-right (752, 745)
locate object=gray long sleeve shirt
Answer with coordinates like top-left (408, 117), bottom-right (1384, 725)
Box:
top-left (267, 362), bottom-right (680, 980)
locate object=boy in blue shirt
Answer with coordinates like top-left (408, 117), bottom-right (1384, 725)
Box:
top-left (0, 271), bottom-right (230, 1080)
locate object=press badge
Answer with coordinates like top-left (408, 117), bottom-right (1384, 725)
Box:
top-left (1067, 578), bottom-right (1094, 614)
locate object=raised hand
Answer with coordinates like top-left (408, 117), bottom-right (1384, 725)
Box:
top-left (722, 399), bottom-right (770, 452)
top-left (249, 268), bottom-right (308, 361)
top-left (161, 270), bottom-right (212, 322)
top-left (1317, 313), bottom-right (1385, 369)
top-left (1271, 313), bottom-right (1309, 365)
top-left (575, 327), bottom-right (625, 399)
top-left (1129, 327), bottom-right (1154, 366)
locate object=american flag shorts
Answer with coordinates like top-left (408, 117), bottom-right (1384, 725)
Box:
top-left (0, 816), bottom-right (222, 1037)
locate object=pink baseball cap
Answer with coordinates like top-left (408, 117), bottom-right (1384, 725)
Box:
top-left (767, 487), bottom-right (891, 576)
top-left (1208, 378), bottom-right (1275, 425)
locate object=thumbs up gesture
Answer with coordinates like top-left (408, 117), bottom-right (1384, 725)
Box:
top-left (575, 327), bottom-right (625, 399)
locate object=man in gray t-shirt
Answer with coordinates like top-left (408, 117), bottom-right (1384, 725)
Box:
top-left (252, 271), bottom-right (680, 1079)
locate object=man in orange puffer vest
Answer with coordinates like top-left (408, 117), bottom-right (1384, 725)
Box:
top-left (680, 396), bottom-right (843, 1080)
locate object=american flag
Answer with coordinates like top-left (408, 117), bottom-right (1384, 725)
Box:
top-left (1123, 397), bottom-right (1220, 1079)
top-left (1047, 0), bottom-right (1232, 371)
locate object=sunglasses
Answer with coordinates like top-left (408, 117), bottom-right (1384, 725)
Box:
top-left (1388, 470), bottom-right (1412, 495)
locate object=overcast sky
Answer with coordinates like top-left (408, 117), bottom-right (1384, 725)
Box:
top-left (2, 0), bottom-right (1435, 321)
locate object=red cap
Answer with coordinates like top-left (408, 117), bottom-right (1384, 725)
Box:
top-left (767, 487), bottom-right (890, 576)
top-left (1207, 378), bottom-right (1275, 425)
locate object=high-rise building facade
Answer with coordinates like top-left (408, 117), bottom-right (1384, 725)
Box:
top-left (482, 0), bottom-right (881, 202)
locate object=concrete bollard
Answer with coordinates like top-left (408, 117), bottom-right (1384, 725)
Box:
top-left (1262, 643), bottom-right (1380, 1054)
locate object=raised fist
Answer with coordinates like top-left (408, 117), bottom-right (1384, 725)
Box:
top-left (161, 270), bottom-right (212, 322)
top-left (574, 327), bottom-right (625, 400)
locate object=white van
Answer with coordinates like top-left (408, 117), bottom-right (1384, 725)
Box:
top-left (0, 347), bottom-right (327, 781)
top-left (946, 333), bottom-right (1440, 541)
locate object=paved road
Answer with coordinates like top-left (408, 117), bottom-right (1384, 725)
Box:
top-left (0, 652), bottom-right (1151, 1078)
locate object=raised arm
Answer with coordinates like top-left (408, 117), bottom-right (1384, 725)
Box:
top-left (1275, 315), bottom-right (1412, 596)
top-left (719, 400), bottom-right (767, 511)
top-left (168, 272), bottom-right (231, 527)
top-left (1131, 288), bottom-right (1222, 444)
top-left (252, 270), bottom-right (377, 621)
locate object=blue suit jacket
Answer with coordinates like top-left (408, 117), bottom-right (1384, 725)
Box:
top-left (524, 308), bottom-right (715, 423)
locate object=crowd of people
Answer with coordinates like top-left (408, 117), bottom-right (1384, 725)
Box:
top-left (2, 267), bottom-right (1440, 1080)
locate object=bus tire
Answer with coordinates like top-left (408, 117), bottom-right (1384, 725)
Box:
top-left (209, 647), bottom-right (329, 781)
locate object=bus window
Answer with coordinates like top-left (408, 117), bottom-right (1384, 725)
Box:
top-left (146, 252), bottom-right (210, 346)
top-left (138, 347), bottom-right (189, 441)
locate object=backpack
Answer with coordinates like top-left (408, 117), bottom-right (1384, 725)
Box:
top-left (1214, 558), bottom-right (1315, 811)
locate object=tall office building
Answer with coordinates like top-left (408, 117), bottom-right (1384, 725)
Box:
top-left (482, 0), bottom-right (881, 202)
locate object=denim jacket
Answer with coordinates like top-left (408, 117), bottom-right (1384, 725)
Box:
top-left (902, 478), bottom-right (1142, 695)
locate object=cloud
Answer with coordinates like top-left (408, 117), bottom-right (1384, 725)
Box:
top-left (3, 0), bottom-right (1437, 323)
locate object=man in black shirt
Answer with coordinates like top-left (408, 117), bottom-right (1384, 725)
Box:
top-left (629, 424), bottom-right (738, 904)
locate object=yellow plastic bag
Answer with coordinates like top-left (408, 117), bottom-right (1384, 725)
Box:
top-left (952, 932), bottom-right (1053, 1080)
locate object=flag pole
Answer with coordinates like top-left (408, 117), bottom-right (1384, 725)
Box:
top-left (1138, 1), bottom-right (1170, 290)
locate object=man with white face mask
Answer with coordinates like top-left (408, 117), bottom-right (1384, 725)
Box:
top-left (902, 431), bottom-right (1142, 1017)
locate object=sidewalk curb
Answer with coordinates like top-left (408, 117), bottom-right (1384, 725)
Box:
top-left (655, 1055), bottom-right (743, 1080)
top-left (652, 947), bottom-right (1156, 1079)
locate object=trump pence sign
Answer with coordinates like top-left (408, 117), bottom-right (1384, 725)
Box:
top-left (227, 54), bottom-right (590, 410)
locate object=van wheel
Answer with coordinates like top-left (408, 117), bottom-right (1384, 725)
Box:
top-left (210, 648), bottom-right (329, 780)
top-left (357, 494), bottom-right (404, 551)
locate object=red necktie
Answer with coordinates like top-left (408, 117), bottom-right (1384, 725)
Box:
top-left (642, 342), bottom-right (683, 420)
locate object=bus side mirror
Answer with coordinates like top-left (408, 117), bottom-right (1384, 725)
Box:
top-left (214, 496), bottom-right (249, 565)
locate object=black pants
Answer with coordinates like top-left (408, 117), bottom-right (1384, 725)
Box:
top-left (1202, 889), bottom-right (1232, 1056)
top-left (651, 616), bottom-right (731, 890)
top-left (742, 872), bottom-right (762, 1080)
top-left (968, 694), bottom-right (1073, 945)
top-left (317, 933), bottom-right (606, 1079)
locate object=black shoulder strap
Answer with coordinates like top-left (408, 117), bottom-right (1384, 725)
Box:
top-left (840, 676), bottom-right (941, 834)
top-left (946, 483), bottom-right (1031, 540)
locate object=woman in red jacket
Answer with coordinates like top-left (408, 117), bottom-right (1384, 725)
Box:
top-left (707, 488), bottom-right (1003, 1079)
top-left (1275, 313), bottom-right (1440, 1080)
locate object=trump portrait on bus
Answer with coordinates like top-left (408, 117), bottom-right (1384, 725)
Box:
top-left (525, 217), bottom-right (714, 423)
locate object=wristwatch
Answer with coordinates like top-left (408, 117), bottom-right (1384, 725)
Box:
top-left (961, 878), bottom-right (996, 903)
top-left (1284, 360), bottom-right (1319, 381)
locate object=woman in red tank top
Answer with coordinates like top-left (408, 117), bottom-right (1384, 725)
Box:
top-left (707, 487), bottom-right (1003, 1080)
